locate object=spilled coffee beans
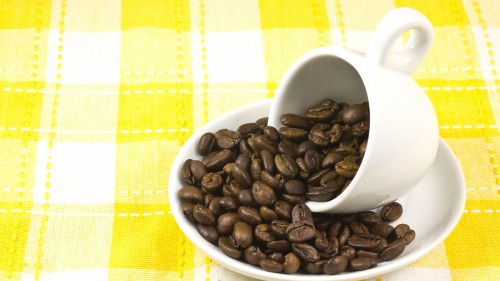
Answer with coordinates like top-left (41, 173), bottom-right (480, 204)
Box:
top-left (178, 99), bottom-right (416, 275)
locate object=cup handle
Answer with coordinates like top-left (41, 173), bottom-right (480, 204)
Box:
top-left (366, 8), bottom-right (433, 75)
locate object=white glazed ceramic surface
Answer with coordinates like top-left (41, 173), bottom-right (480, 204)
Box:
top-left (268, 8), bottom-right (439, 213)
top-left (168, 99), bottom-right (466, 281)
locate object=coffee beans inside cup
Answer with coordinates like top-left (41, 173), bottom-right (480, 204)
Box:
top-left (178, 99), bottom-right (415, 275)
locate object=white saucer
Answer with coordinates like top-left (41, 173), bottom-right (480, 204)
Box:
top-left (168, 99), bottom-right (466, 281)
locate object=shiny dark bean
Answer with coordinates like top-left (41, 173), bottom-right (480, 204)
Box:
top-left (304, 150), bottom-right (323, 173)
top-left (381, 201), bottom-right (403, 221)
top-left (218, 236), bottom-right (242, 259)
top-left (320, 170), bottom-right (346, 192)
top-left (235, 154), bottom-right (251, 172)
top-left (339, 245), bottom-right (356, 260)
top-left (217, 212), bottom-right (240, 235)
top-left (239, 139), bottom-right (253, 156)
top-left (349, 257), bottom-right (377, 271)
top-left (237, 189), bottom-right (257, 207)
top-left (237, 206), bottom-right (262, 225)
top-left (347, 233), bottom-right (382, 250)
top-left (279, 127), bottom-right (308, 141)
top-left (244, 246), bottom-right (265, 266)
top-left (306, 186), bottom-right (335, 202)
top-left (357, 250), bottom-right (378, 259)
top-left (297, 140), bottom-right (318, 156)
top-left (181, 159), bottom-right (195, 185)
top-left (284, 179), bottom-right (305, 195)
top-left (283, 252), bottom-right (301, 274)
top-left (260, 258), bottom-right (283, 273)
top-left (232, 222), bottom-right (253, 248)
top-left (260, 149), bottom-right (276, 174)
top-left (340, 104), bottom-right (369, 125)
top-left (263, 126), bottom-right (280, 142)
top-left (335, 160), bottom-right (359, 178)
top-left (352, 120), bottom-right (369, 137)
top-left (275, 154), bottom-right (299, 178)
top-left (260, 206), bottom-right (278, 222)
top-left (182, 201), bottom-right (196, 223)
top-left (357, 211), bottom-right (381, 225)
top-left (219, 196), bottom-right (239, 211)
top-left (198, 132), bottom-right (217, 156)
top-left (321, 151), bottom-right (343, 168)
top-left (323, 255), bottom-right (348, 275)
top-left (250, 158), bottom-right (263, 181)
top-left (305, 99), bottom-right (339, 122)
top-left (305, 260), bottom-right (327, 274)
top-left (277, 139), bottom-right (299, 158)
top-left (255, 224), bottom-right (276, 243)
top-left (178, 185), bottom-right (203, 203)
top-left (281, 193), bottom-right (305, 205)
top-left (380, 238), bottom-right (406, 261)
top-left (231, 164), bottom-right (252, 188)
top-left (201, 172), bottom-right (223, 193)
top-left (267, 240), bottom-right (291, 253)
top-left (255, 117), bottom-right (268, 128)
top-left (338, 225), bottom-right (350, 246)
top-left (280, 113), bottom-right (311, 130)
top-left (271, 220), bottom-right (290, 238)
top-left (370, 223), bottom-right (395, 239)
top-left (252, 181), bottom-right (277, 207)
top-left (193, 204), bottom-right (215, 225)
top-left (308, 123), bottom-right (331, 146)
top-left (196, 224), bottom-right (219, 245)
top-left (292, 243), bottom-right (320, 262)
top-left (214, 129), bottom-right (241, 149)
top-left (247, 135), bottom-right (277, 154)
top-left (274, 200), bottom-right (292, 220)
top-left (328, 124), bottom-right (343, 144)
top-left (205, 149), bottom-right (234, 171)
top-left (307, 168), bottom-right (332, 186)
top-left (393, 224), bottom-right (415, 244)
top-left (237, 122), bottom-right (261, 137)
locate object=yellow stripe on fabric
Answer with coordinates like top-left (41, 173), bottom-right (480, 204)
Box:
top-left (121, 0), bottom-right (191, 29)
top-left (108, 204), bottom-right (194, 271)
top-left (0, 0), bottom-right (52, 29)
top-left (418, 79), bottom-right (498, 138)
top-left (445, 200), bottom-right (500, 269)
top-left (259, 0), bottom-right (331, 98)
top-left (395, 0), bottom-right (470, 26)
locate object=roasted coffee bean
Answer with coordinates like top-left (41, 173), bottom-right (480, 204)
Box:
top-left (340, 104), bottom-right (369, 125)
top-left (277, 139), bottom-right (299, 158)
top-left (196, 224), bottom-right (219, 245)
top-left (250, 158), bottom-right (263, 181)
top-left (339, 245), bottom-right (356, 260)
top-left (348, 221), bottom-right (369, 235)
top-left (283, 252), bottom-right (301, 274)
top-left (248, 135), bottom-right (278, 154)
top-left (203, 193), bottom-right (214, 208)
top-left (237, 122), bottom-right (261, 137)
top-left (263, 126), bottom-right (280, 142)
top-left (231, 164), bottom-right (252, 188)
top-left (373, 238), bottom-right (388, 253)
top-left (307, 168), bottom-right (332, 186)
top-left (327, 221), bottom-right (342, 241)
top-left (252, 181), bottom-right (277, 207)
top-left (314, 230), bottom-right (330, 251)
top-left (306, 186), bottom-right (335, 202)
top-left (347, 233), bottom-right (382, 250)
top-left (223, 181), bottom-right (241, 198)
top-left (182, 201), bottom-right (196, 223)
top-left (260, 170), bottom-right (282, 191)
top-left (335, 145), bottom-right (359, 156)
top-left (320, 170), bottom-right (346, 192)
top-left (352, 120), bottom-right (369, 137)
top-left (260, 258), bottom-right (283, 273)
top-left (260, 149), bottom-right (276, 174)
top-left (357, 250), bottom-right (379, 259)
top-left (181, 159), bottom-right (195, 185)
top-left (232, 222), bottom-right (253, 248)
top-left (192, 204), bottom-right (215, 225)
top-left (255, 224), bottom-right (276, 243)
top-left (304, 150), bottom-right (323, 173)
top-left (205, 149), bottom-right (234, 171)
top-left (207, 197), bottom-right (224, 217)
top-left (305, 99), bottom-right (339, 122)
top-left (214, 129), bottom-right (241, 149)
top-left (335, 160), bottom-right (359, 178)
top-left (357, 211), bottom-right (381, 225)
top-left (393, 224), bottom-right (415, 244)
top-left (217, 212), bottom-right (240, 235)
top-left (219, 196), bottom-right (239, 211)
top-left (279, 127), bottom-right (308, 141)
top-left (238, 189), bottom-right (257, 207)
top-left (284, 179), bottom-right (306, 195)
top-left (381, 201), bottom-right (403, 221)
top-left (323, 255), bottom-right (349, 275)
top-left (237, 206), bottom-right (262, 225)
top-left (239, 139), bottom-right (253, 156)
top-left (379, 238), bottom-right (406, 261)
top-left (275, 154), bottom-right (299, 178)
top-left (244, 246), bottom-right (266, 266)
top-left (287, 221), bottom-right (316, 243)
top-left (235, 154), bottom-right (251, 171)
top-left (271, 220), bottom-right (290, 238)
top-left (291, 203), bottom-right (314, 223)
top-left (297, 140), bottom-right (318, 156)
top-left (359, 139), bottom-right (368, 156)
top-left (309, 123), bottom-right (331, 146)
top-left (201, 172), bottom-right (223, 193)
top-left (267, 240), bottom-right (291, 253)
top-left (198, 132), bottom-right (217, 156)
top-left (305, 260), bottom-right (327, 274)
top-left (296, 157), bottom-right (310, 179)
top-left (292, 243), bottom-right (320, 262)
top-left (222, 162), bottom-right (235, 175)
top-left (314, 215), bottom-right (332, 231)
top-left (321, 151), bottom-right (343, 168)
top-left (274, 200), bottom-right (292, 220)
top-left (349, 257), bottom-right (377, 271)
top-left (370, 223), bottom-right (395, 239)
top-left (260, 206), bottom-right (279, 222)
top-left (329, 124), bottom-right (343, 144)
top-left (255, 117), bottom-right (268, 128)
top-left (338, 225), bottom-right (350, 246)
top-left (280, 113), bottom-right (310, 129)
top-left (281, 193), bottom-right (305, 205)
top-left (218, 236), bottom-right (242, 259)
top-left (178, 185), bottom-right (203, 203)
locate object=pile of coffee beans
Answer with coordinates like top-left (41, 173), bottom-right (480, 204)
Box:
top-left (178, 99), bottom-right (415, 275)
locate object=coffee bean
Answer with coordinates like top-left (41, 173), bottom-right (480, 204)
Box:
top-left (218, 196), bottom-right (240, 211)
top-left (215, 129), bottom-right (241, 149)
top-left (357, 211), bottom-right (381, 225)
top-left (297, 140), bottom-right (318, 156)
top-left (370, 223), bottom-right (394, 239)
top-left (305, 99), bottom-right (339, 122)
top-left (248, 135), bottom-right (277, 154)
top-left (284, 179), bottom-right (306, 195)
top-left (340, 104), bottom-right (369, 125)
top-left (267, 240), bottom-right (291, 253)
top-left (232, 222), bottom-right (253, 248)
top-left (196, 224), bottom-right (219, 245)
top-left (292, 243), bottom-right (320, 262)
top-left (329, 124), bottom-right (343, 144)
top-left (237, 122), bottom-right (261, 137)
top-left (323, 255), bottom-right (348, 275)
top-left (260, 170), bottom-right (283, 191)
top-left (277, 139), bottom-right (299, 158)
top-left (274, 200), bottom-right (292, 220)
top-left (178, 185), bottom-right (203, 203)
top-left (291, 203), bottom-right (314, 223)
top-left (217, 212), bottom-right (240, 235)
top-left (314, 230), bottom-right (330, 251)
top-left (193, 204), bottom-right (215, 225)
top-left (338, 225), bottom-right (350, 246)
top-left (271, 220), bottom-right (290, 238)
top-left (260, 149), bottom-right (276, 174)
top-left (250, 158), bottom-right (263, 181)
top-left (283, 252), bottom-right (301, 274)
top-left (380, 238), bottom-right (406, 261)
top-left (198, 133), bottom-right (217, 156)
top-left (218, 236), bottom-right (242, 259)
top-left (347, 233), bottom-right (382, 250)
top-left (356, 250), bottom-right (379, 259)
top-left (280, 113), bottom-right (312, 130)
top-left (321, 151), bottom-right (343, 168)
top-left (263, 126), bottom-right (280, 142)
top-left (235, 154), bottom-right (251, 172)
top-left (201, 172), bottom-right (223, 193)
top-left (237, 189), bottom-right (257, 207)
top-left (320, 170), bottom-right (346, 192)
top-left (205, 149), bottom-right (234, 171)
top-left (339, 245), bottom-right (356, 260)
top-left (260, 206), bottom-right (278, 222)
top-left (352, 120), bottom-right (369, 137)
top-left (279, 127), bottom-right (308, 141)
top-left (244, 246), bottom-right (266, 266)
top-left (275, 154), bottom-right (299, 178)
top-left (231, 164), bottom-right (252, 188)
top-left (308, 123), bottom-right (331, 146)
top-left (287, 220), bottom-right (316, 243)
top-left (237, 206), bottom-right (261, 225)
top-left (182, 201), bottom-right (196, 223)
top-left (252, 181), bottom-right (277, 207)
top-left (255, 117), bottom-right (268, 128)
top-left (281, 193), bottom-right (305, 205)
top-left (260, 258), bottom-right (283, 273)
top-left (381, 201), bottom-right (403, 221)
top-left (181, 159), bottom-right (195, 185)
top-left (307, 168), bottom-right (332, 186)
top-left (306, 186), bottom-right (335, 202)
top-left (304, 150), bottom-right (323, 173)
top-left (335, 160), bottom-right (359, 178)
top-left (305, 260), bottom-right (327, 274)
top-left (255, 224), bottom-right (276, 243)
top-left (239, 139), bottom-right (253, 156)
top-left (349, 257), bottom-right (377, 271)
top-left (393, 224), bottom-right (415, 244)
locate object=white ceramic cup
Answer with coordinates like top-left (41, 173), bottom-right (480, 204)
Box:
top-left (268, 7), bottom-right (439, 213)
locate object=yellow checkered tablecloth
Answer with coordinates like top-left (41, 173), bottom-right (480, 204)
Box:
top-left (0, 0), bottom-right (499, 280)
